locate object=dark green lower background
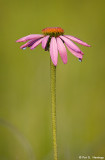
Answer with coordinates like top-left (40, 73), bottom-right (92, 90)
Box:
top-left (0, 0), bottom-right (105, 159)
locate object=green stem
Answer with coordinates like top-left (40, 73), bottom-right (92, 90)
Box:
top-left (50, 58), bottom-right (58, 160)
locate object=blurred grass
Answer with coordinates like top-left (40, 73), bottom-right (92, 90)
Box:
top-left (0, 0), bottom-right (105, 159)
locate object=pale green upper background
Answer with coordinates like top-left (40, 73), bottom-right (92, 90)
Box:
top-left (0, 0), bottom-right (105, 160)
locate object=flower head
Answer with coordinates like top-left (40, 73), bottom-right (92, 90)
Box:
top-left (16, 27), bottom-right (91, 66)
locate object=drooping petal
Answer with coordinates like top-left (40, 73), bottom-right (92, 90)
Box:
top-left (50, 37), bottom-right (58, 66)
top-left (16, 34), bottom-right (44, 42)
top-left (30, 38), bottom-right (44, 50)
top-left (28, 40), bottom-right (38, 47)
top-left (20, 41), bottom-right (31, 49)
top-left (20, 38), bottom-right (41, 49)
top-left (20, 39), bottom-right (37, 49)
top-left (67, 46), bottom-right (83, 59)
top-left (56, 37), bottom-right (67, 64)
top-left (60, 36), bottom-right (81, 53)
top-left (64, 35), bottom-right (91, 47)
top-left (42, 35), bottom-right (50, 49)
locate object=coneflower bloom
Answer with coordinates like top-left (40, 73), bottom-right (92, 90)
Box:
top-left (16, 27), bottom-right (91, 66)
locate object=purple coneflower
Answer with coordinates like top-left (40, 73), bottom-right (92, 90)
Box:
top-left (16, 27), bottom-right (91, 160)
top-left (16, 27), bottom-right (91, 66)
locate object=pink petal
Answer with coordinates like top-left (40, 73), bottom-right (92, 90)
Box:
top-left (20, 39), bottom-right (36, 49)
top-left (67, 46), bottom-right (83, 59)
top-left (28, 40), bottom-right (38, 47)
top-left (42, 35), bottom-right (49, 49)
top-left (60, 36), bottom-right (81, 53)
top-left (56, 37), bottom-right (67, 64)
top-left (20, 41), bottom-right (31, 49)
top-left (50, 37), bottom-right (58, 66)
top-left (16, 34), bottom-right (44, 42)
top-left (64, 35), bottom-right (91, 47)
top-left (30, 38), bottom-right (44, 50)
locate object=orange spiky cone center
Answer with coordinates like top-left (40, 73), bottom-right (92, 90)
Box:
top-left (42, 27), bottom-right (64, 37)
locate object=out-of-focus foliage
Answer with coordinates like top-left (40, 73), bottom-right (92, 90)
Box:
top-left (0, 0), bottom-right (105, 159)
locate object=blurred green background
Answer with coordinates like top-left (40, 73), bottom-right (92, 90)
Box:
top-left (0, 0), bottom-right (105, 159)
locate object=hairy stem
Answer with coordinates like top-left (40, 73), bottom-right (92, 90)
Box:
top-left (50, 58), bottom-right (58, 160)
